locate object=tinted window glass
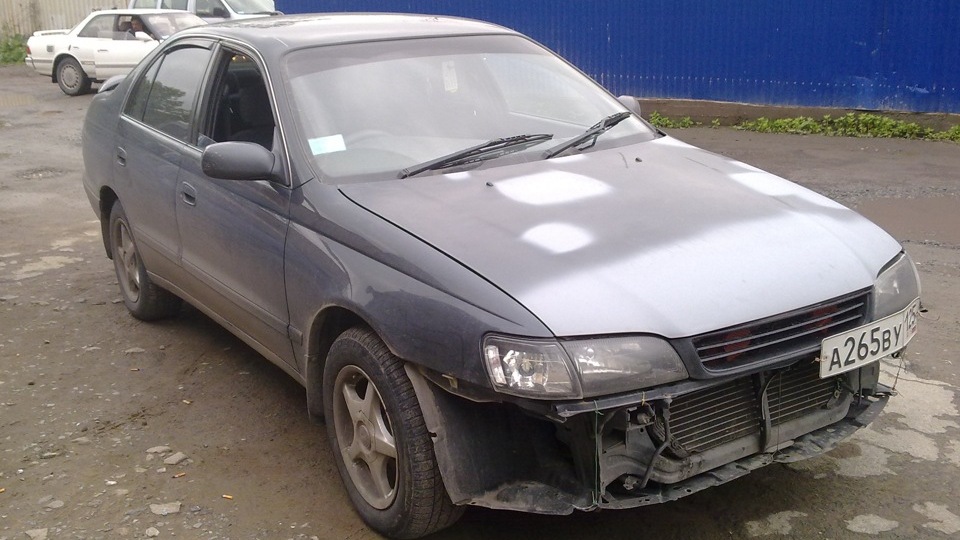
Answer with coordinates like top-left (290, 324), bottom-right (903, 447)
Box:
top-left (124, 58), bottom-right (162, 121)
top-left (136, 46), bottom-right (212, 141)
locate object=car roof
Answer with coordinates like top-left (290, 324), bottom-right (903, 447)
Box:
top-left (90, 8), bottom-right (195, 15)
top-left (176, 13), bottom-right (518, 52)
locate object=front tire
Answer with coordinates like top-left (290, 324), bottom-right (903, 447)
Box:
top-left (323, 328), bottom-right (463, 539)
top-left (108, 200), bottom-right (181, 321)
top-left (56, 57), bottom-right (91, 96)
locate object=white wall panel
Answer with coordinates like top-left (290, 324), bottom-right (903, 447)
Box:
top-left (1, 0), bottom-right (124, 35)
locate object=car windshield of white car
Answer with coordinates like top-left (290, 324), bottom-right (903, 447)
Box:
top-left (224, 0), bottom-right (275, 14)
top-left (143, 13), bottom-right (206, 39)
top-left (284, 34), bottom-right (655, 183)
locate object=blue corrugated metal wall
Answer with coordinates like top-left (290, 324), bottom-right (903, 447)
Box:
top-left (276, 0), bottom-right (960, 113)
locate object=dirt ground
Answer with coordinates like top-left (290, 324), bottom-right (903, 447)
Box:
top-left (1, 64), bottom-right (958, 540)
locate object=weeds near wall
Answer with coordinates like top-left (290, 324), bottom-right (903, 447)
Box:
top-left (648, 111), bottom-right (699, 129)
top-left (0, 28), bottom-right (27, 65)
top-left (649, 111), bottom-right (960, 143)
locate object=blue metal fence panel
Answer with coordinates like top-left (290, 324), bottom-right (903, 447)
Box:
top-left (276, 0), bottom-right (960, 113)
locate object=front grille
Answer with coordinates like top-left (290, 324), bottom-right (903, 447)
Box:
top-left (659, 361), bottom-right (841, 456)
top-left (693, 289), bottom-right (870, 371)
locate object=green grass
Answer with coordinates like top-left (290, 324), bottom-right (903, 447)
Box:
top-left (648, 111), bottom-right (699, 129)
top-left (648, 111), bottom-right (960, 143)
top-left (0, 32), bottom-right (26, 65)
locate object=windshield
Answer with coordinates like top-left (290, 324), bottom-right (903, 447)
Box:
top-left (224, 0), bottom-right (275, 14)
top-left (142, 13), bottom-right (206, 39)
top-left (284, 34), bottom-right (655, 183)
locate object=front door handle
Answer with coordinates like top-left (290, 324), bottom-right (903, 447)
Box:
top-left (180, 182), bottom-right (197, 206)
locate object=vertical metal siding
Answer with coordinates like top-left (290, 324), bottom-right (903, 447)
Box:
top-left (277, 0), bottom-right (960, 113)
top-left (0, 0), bottom-right (124, 36)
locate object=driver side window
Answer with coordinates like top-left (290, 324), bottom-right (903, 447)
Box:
top-left (203, 51), bottom-right (275, 150)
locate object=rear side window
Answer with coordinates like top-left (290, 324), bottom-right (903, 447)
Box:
top-left (124, 57), bottom-right (162, 121)
top-left (77, 14), bottom-right (115, 38)
top-left (123, 45), bottom-right (213, 142)
top-left (130, 0), bottom-right (158, 7)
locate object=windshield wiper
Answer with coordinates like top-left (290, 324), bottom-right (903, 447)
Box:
top-left (398, 133), bottom-right (553, 179)
top-left (541, 112), bottom-right (632, 159)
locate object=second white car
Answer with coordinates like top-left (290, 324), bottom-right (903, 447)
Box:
top-left (25, 9), bottom-right (205, 96)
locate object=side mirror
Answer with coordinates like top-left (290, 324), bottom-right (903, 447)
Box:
top-left (617, 95), bottom-right (642, 117)
top-left (201, 141), bottom-right (279, 181)
top-left (134, 31), bottom-right (153, 41)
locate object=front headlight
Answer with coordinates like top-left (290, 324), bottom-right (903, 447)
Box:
top-left (483, 336), bottom-right (581, 398)
top-left (562, 336), bottom-right (688, 397)
top-left (873, 252), bottom-right (921, 319)
top-left (482, 334), bottom-right (689, 399)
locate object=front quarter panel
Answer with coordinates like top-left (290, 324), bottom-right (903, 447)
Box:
top-left (286, 180), bottom-right (552, 387)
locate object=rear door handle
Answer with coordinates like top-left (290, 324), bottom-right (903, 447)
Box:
top-left (116, 147), bottom-right (126, 167)
top-left (180, 182), bottom-right (197, 206)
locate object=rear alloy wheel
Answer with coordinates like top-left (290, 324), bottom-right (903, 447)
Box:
top-left (324, 327), bottom-right (463, 538)
top-left (108, 201), bottom-right (181, 320)
top-left (56, 57), bottom-right (91, 96)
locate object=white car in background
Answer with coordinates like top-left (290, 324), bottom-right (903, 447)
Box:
top-left (128, 0), bottom-right (280, 22)
top-left (25, 9), bottom-right (205, 96)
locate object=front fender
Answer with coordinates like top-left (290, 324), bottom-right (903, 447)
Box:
top-left (286, 180), bottom-right (552, 388)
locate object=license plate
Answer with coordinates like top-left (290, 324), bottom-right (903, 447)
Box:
top-left (819, 298), bottom-right (920, 378)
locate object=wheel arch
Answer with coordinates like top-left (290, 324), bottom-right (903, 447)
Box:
top-left (303, 304), bottom-right (369, 422)
top-left (52, 53), bottom-right (84, 83)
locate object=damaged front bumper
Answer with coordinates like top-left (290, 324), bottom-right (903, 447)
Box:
top-left (584, 387), bottom-right (888, 510)
top-left (408, 358), bottom-right (892, 515)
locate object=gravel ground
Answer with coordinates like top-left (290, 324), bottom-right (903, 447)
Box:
top-left (1, 64), bottom-right (958, 539)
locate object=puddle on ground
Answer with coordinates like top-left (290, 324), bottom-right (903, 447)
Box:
top-left (855, 196), bottom-right (960, 246)
top-left (9, 255), bottom-right (83, 280)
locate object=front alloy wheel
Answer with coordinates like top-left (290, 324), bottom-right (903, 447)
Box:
top-left (333, 365), bottom-right (398, 509)
top-left (323, 328), bottom-right (463, 538)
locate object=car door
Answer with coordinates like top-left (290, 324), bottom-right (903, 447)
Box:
top-left (114, 39), bottom-right (214, 283)
top-left (174, 46), bottom-right (295, 369)
top-left (94, 36), bottom-right (158, 79)
top-left (70, 13), bottom-right (117, 78)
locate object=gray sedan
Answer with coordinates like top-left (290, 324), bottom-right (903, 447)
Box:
top-left (81, 13), bottom-right (921, 539)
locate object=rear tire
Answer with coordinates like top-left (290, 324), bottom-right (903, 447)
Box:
top-left (323, 327), bottom-right (463, 539)
top-left (56, 57), bottom-right (91, 96)
top-left (108, 200), bottom-right (181, 321)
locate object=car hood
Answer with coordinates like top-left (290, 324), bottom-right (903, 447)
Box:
top-left (338, 136), bottom-right (902, 338)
